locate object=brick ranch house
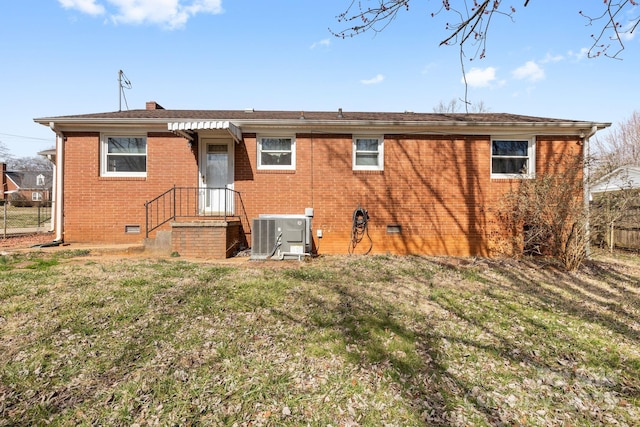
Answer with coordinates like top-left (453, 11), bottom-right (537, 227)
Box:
top-left (34, 101), bottom-right (609, 258)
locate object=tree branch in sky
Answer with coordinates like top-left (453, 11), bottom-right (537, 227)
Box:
top-left (580, 0), bottom-right (639, 59)
top-left (331, 1), bottom-right (638, 61)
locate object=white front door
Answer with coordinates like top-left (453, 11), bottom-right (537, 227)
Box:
top-left (200, 138), bottom-right (234, 214)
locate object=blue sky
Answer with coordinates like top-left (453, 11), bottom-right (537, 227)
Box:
top-left (0, 0), bottom-right (638, 158)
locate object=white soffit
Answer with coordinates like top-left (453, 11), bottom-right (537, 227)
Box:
top-left (168, 121), bottom-right (242, 143)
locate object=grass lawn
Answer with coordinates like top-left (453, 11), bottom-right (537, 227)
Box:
top-left (0, 250), bottom-right (639, 426)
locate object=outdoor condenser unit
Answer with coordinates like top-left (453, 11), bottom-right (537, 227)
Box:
top-left (251, 208), bottom-right (313, 260)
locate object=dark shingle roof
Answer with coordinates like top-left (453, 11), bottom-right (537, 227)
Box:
top-left (5, 171), bottom-right (53, 189)
top-left (36, 108), bottom-right (597, 124)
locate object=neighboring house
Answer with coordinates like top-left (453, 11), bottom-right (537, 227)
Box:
top-left (0, 163), bottom-right (5, 201)
top-left (590, 166), bottom-right (640, 195)
top-left (590, 165), bottom-right (640, 250)
top-left (34, 101), bottom-right (609, 258)
top-left (1, 167), bottom-right (53, 206)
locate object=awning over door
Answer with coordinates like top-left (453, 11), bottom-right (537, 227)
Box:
top-left (168, 121), bottom-right (242, 143)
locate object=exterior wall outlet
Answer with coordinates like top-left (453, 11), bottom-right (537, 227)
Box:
top-left (316, 229), bottom-right (323, 238)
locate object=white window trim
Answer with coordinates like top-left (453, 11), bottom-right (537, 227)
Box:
top-left (257, 135), bottom-right (296, 171)
top-left (32, 192), bottom-right (42, 201)
top-left (100, 133), bottom-right (147, 177)
top-left (490, 137), bottom-right (535, 179)
top-left (353, 136), bottom-right (384, 171)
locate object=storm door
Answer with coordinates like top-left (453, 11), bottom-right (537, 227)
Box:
top-left (200, 138), bottom-right (234, 214)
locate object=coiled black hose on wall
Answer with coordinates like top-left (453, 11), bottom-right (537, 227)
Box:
top-left (348, 206), bottom-right (372, 255)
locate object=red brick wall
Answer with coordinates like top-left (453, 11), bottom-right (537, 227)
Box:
top-left (235, 134), bottom-right (584, 256)
top-left (1, 163), bottom-right (6, 201)
top-left (61, 130), bottom-right (583, 256)
top-left (62, 132), bottom-right (198, 243)
top-left (171, 221), bottom-right (242, 258)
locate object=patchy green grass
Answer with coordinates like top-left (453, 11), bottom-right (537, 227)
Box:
top-left (0, 251), bottom-right (639, 426)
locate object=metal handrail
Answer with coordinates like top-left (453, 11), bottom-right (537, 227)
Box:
top-left (145, 186), bottom-right (250, 238)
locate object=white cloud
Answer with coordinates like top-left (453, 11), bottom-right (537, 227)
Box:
top-left (310, 38), bottom-right (330, 49)
top-left (361, 74), bottom-right (384, 85)
top-left (58, 0), bottom-right (105, 15)
top-left (512, 61), bottom-right (545, 82)
top-left (568, 47), bottom-right (589, 61)
top-left (463, 67), bottom-right (497, 88)
top-left (540, 53), bottom-right (564, 64)
top-left (620, 21), bottom-right (637, 41)
top-left (621, 31), bottom-right (636, 42)
top-left (58, 0), bottom-right (223, 29)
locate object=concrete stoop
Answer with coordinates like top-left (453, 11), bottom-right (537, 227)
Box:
top-left (143, 230), bottom-right (173, 256)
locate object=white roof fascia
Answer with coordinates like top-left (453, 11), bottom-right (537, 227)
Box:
top-left (34, 120), bottom-right (170, 133)
top-left (232, 119), bottom-right (610, 135)
top-left (591, 166), bottom-right (640, 194)
top-left (5, 174), bottom-right (19, 188)
top-left (36, 116), bottom-right (610, 138)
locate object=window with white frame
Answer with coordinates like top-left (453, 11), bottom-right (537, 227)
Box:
top-left (32, 192), bottom-right (42, 201)
top-left (101, 134), bottom-right (147, 177)
top-left (353, 136), bottom-right (384, 171)
top-left (257, 136), bottom-right (295, 170)
top-left (36, 174), bottom-right (45, 186)
top-left (491, 138), bottom-right (535, 178)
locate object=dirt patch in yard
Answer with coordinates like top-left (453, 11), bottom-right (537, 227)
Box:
top-left (0, 232), bottom-right (150, 263)
top-left (0, 232), bottom-right (255, 266)
top-left (0, 232), bottom-right (56, 250)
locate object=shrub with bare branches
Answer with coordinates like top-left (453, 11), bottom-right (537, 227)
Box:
top-left (496, 158), bottom-right (587, 270)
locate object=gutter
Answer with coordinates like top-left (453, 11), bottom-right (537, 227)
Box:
top-left (49, 122), bottom-right (64, 243)
top-left (34, 116), bottom-right (611, 135)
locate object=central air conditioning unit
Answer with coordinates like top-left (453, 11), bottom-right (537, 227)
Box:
top-left (251, 208), bottom-right (313, 260)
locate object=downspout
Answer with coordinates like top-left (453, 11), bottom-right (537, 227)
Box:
top-left (50, 122), bottom-right (64, 242)
top-left (583, 125), bottom-right (598, 258)
top-left (49, 158), bottom-right (56, 232)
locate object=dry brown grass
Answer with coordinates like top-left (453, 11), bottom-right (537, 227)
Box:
top-left (1, 249), bottom-right (639, 426)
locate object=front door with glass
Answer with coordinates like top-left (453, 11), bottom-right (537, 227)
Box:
top-left (200, 139), bottom-right (234, 214)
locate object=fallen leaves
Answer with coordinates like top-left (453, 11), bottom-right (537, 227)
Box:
top-left (0, 252), bottom-right (639, 425)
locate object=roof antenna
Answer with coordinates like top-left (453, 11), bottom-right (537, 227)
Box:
top-left (118, 70), bottom-right (132, 111)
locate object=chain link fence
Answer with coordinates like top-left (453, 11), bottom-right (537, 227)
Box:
top-left (1, 202), bottom-right (52, 238)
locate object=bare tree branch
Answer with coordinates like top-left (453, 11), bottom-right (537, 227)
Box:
top-left (330, 0), bottom-right (410, 38)
top-left (331, 1), bottom-right (637, 112)
top-left (0, 140), bottom-right (11, 163)
top-left (439, 0), bottom-right (489, 48)
top-left (580, 0), bottom-right (639, 59)
top-left (331, 1), bottom-right (518, 111)
top-left (432, 97), bottom-right (490, 113)
top-left (593, 111), bottom-right (640, 176)
top-left (332, 1), bottom-right (637, 60)
top-left (332, 1), bottom-right (517, 61)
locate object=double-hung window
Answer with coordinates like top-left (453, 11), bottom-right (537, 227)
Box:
top-left (353, 136), bottom-right (384, 171)
top-left (257, 136), bottom-right (295, 170)
top-left (101, 134), bottom-right (147, 177)
top-left (491, 138), bottom-right (535, 178)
